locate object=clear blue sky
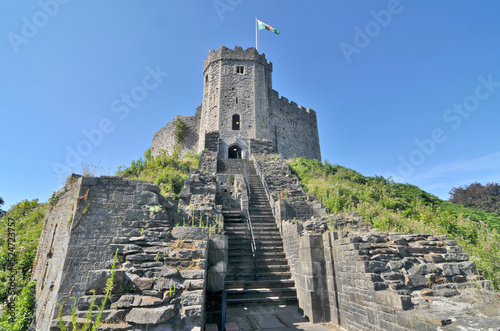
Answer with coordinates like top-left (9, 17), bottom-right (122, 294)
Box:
top-left (1, 1), bottom-right (499, 209)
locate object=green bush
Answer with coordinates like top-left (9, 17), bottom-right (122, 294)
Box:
top-left (288, 157), bottom-right (500, 289)
top-left (0, 200), bottom-right (45, 302)
top-left (0, 280), bottom-right (36, 331)
top-left (116, 148), bottom-right (199, 199)
top-left (174, 119), bottom-right (186, 143)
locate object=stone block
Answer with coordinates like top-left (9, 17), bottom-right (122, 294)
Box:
top-left (184, 304), bottom-right (203, 318)
top-left (110, 244), bottom-right (143, 255)
top-left (423, 254), bottom-right (445, 263)
top-left (131, 277), bottom-right (154, 290)
top-left (414, 312), bottom-right (452, 326)
top-left (181, 290), bottom-right (204, 306)
top-left (81, 177), bottom-right (98, 186)
top-left (125, 305), bottom-right (177, 324)
top-left (138, 183), bottom-right (161, 194)
top-left (133, 191), bottom-right (160, 205)
top-left (172, 226), bottom-right (209, 240)
top-left (77, 295), bottom-right (112, 310)
top-left (363, 261), bottom-right (387, 273)
top-left (408, 263), bottom-right (439, 275)
top-left (180, 269), bottom-right (206, 279)
top-left (154, 278), bottom-right (177, 291)
top-left (458, 261), bottom-right (477, 275)
top-left (300, 235), bottom-right (324, 248)
top-left (405, 274), bottom-right (427, 288)
top-left (375, 292), bottom-right (413, 310)
top-left (441, 263), bottom-right (461, 276)
top-left (85, 270), bottom-right (127, 295)
top-left (299, 247), bottom-right (325, 263)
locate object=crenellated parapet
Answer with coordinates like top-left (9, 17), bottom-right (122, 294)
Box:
top-left (269, 89), bottom-right (317, 118)
top-left (203, 46), bottom-right (273, 73)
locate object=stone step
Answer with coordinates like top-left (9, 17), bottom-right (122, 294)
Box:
top-left (225, 279), bottom-right (295, 289)
top-left (226, 287), bottom-right (297, 299)
top-left (225, 271), bottom-right (293, 281)
top-left (225, 296), bottom-right (298, 307)
top-left (225, 224), bottom-right (278, 231)
top-left (227, 257), bottom-right (289, 266)
top-left (228, 265), bottom-right (290, 274)
top-left (227, 252), bottom-right (285, 261)
top-left (227, 246), bottom-right (284, 253)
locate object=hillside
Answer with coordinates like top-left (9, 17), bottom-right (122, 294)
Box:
top-left (0, 199), bottom-right (45, 330)
top-left (0, 153), bottom-right (498, 329)
top-left (288, 157), bottom-right (500, 289)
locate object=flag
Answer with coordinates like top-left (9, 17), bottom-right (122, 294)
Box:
top-left (257, 19), bottom-right (280, 35)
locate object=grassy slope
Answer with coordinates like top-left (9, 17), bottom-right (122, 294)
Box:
top-left (0, 200), bottom-right (44, 329)
top-left (288, 157), bottom-right (500, 289)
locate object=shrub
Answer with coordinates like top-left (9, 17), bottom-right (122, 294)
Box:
top-left (116, 148), bottom-right (199, 199)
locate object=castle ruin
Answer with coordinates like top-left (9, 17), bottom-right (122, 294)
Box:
top-left (30, 47), bottom-right (500, 331)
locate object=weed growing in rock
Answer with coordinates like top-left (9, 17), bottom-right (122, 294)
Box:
top-left (57, 249), bottom-right (118, 331)
top-left (149, 205), bottom-right (161, 214)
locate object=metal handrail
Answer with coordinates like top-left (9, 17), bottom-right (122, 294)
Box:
top-left (242, 160), bottom-right (257, 279)
top-left (251, 155), bottom-right (277, 219)
top-left (242, 160), bottom-right (251, 196)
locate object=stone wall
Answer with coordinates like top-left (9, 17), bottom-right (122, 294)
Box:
top-left (32, 175), bottom-right (211, 331)
top-left (278, 215), bottom-right (499, 330)
top-left (151, 109), bottom-right (201, 158)
top-left (268, 90), bottom-right (321, 160)
top-left (32, 175), bottom-right (81, 331)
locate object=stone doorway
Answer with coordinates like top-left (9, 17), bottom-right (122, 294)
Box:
top-left (228, 145), bottom-right (241, 159)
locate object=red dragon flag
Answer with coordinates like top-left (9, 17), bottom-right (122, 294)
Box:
top-left (257, 19), bottom-right (280, 35)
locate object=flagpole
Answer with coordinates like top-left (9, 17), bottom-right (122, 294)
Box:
top-left (255, 18), bottom-right (258, 51)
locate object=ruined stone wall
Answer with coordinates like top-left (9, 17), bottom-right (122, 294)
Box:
top-left (32, 176), bottom-right (81, 330)
top-left (326, 228), bottom-right (497, 330)
top-left (32, 175), bottom-right (211, 331)
top-left (151, 109), bottom-right (201, 158)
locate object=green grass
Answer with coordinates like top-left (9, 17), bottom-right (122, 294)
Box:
top-left (115, 147), bottom-right (199, 199)
top-left (288, 157), bottom-right (500, 289)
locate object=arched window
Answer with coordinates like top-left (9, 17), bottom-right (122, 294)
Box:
top-left (232, 114), bottom-right (240, 130)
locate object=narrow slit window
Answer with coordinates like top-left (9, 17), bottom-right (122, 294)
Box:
top-left (236, 66), bottom-right (244, 74)
top-left (232, 114), bottom-right (240, 130)
top-left (236, 97), bottom-right (239, 104)
top-left (205, 74), bottom-right (208, 83)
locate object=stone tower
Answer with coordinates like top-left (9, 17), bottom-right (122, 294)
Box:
top-left (152, 46), bottom-right (321, 161)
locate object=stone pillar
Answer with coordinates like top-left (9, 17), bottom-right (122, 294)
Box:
top-left (207, 235), bottom-right (228, 292)
top-left (323, 232), bottom-right (341, 325)
top-left (296, 235), bottom-right (330, 323)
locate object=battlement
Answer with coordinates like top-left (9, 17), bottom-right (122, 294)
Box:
top-left (271, 89), bottom-right (316, 117)
top-left (203, 46), bottom-right (273, 73)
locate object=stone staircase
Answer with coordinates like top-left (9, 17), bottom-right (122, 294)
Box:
top-left (223, 159), bottom-right (297, 307)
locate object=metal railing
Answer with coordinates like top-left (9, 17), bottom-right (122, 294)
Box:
top-left (251, 155), bottom-right (283, 234)
top-left (242, 160), bottom-right (257, 279)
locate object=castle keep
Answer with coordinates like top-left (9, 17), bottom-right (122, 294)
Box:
top-left (152, 46), bottom-right (321, 161)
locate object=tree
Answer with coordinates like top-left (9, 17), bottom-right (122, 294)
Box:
top-left (449, 182), bottom-right (500, 215)
top-left (0, 197), bottom-right (4, 216)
